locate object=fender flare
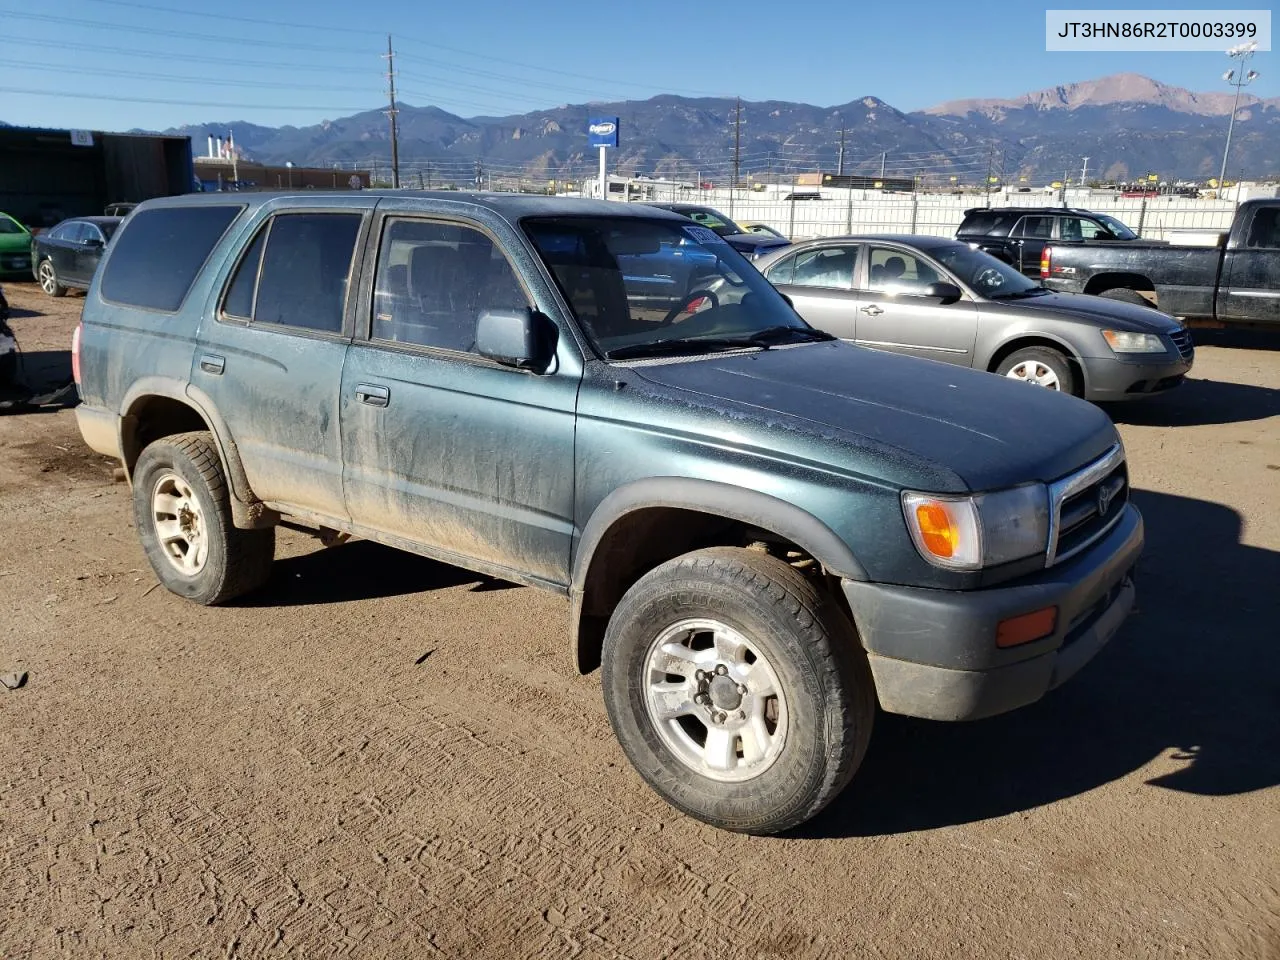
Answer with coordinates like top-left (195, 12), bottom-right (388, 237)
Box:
top-left (569, 477), bottom-right (868, 673)
top-left (119, 377), bottom-right (273, 528)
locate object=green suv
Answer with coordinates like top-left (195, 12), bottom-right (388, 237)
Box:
top-left (71, 193), bottom-right (1142, 834)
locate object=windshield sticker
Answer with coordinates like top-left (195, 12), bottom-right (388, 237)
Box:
top-left (683, 225), bottom-right (725, 246)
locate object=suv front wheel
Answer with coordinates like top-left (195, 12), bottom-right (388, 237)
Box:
top-left (602, 546), bottom-right (874, 834)
top-left (132, 431), bottom-right (275, 604)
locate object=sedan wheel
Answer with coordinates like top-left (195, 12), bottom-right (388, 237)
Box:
top-left (1005, 359), bottom-right (1061, 390)
top-left (995, 346), bottom-right (1076, 395)
top-left (37, 259), bottom-right (67, 298)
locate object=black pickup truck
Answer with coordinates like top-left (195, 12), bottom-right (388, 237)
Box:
top-left (1039, 198), bottom-right (1280, 328)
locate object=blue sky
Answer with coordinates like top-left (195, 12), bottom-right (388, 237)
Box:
top-left (1, 0), bottom-right (1273, 131)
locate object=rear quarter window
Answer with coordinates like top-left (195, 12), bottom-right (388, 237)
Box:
top-left (958, 212), bottom-right (1020, 237)
top-left (100, 205), bottom-right (243, 312)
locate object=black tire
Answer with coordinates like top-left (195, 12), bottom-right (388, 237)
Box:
top-left (995, 346), bottom-right (1076, 395)
top-left (1099, 287), bottom-right (1153, 308)
top-left (132, 431), bottom-right (275, 605)
top-left (602, 546), bottom-right (875, 834)
top-left (37, 258), bottom-right (67, 298)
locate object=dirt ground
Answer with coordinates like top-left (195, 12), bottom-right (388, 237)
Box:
top-left (1, 280), bottom-right (1277, 960)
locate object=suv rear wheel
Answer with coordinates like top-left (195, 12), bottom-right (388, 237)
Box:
top-left (602, 546), bottom-right (874, 834)
top-left (132, 431), bottom-right (275, 604)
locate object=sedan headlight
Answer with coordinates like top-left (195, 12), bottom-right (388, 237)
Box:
top-left (903, 485), bottom-right (1049, 571)
top-left (1102, 330), bottom-right (1166, 354)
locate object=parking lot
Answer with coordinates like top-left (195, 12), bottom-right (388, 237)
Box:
top-left (1, 279), bottom-right (1277, 958)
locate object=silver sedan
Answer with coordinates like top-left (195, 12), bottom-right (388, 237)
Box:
top-left (752, 235), bottom-right (1194, 401)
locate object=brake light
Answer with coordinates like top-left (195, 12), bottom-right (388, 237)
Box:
top-left (1040, 246), bottom-right (1052, 278)
top-left (71, 323), bottom-right (82, 385)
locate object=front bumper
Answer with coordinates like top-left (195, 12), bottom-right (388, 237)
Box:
top-left (842, 503), bottom-right (1143, 721)
top-left (1081, 354), bottom-right (1192, 401)
top-left (0, 254), bottom-right (31, 277)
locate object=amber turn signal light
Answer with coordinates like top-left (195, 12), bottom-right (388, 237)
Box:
top-left (996, 606), bottom-right (1058, 648)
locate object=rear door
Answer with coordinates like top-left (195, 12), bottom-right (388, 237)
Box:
top-left (1218, 204), bottom-right (1280, 326)
top-left (191, 205), bottom-right (368, 521)
top-left (1010, 215), bottom-right (1055, 276)
top-left (763, 244), bottom-right (860, 339)
top-left (74, 223), bottom-right (107, 284)
top-left (849, 244), bottom-right (979, 366)
top-left (47, 223), bottom-right (81, 282)
top-left (338, 209), bottom-right (580, 586)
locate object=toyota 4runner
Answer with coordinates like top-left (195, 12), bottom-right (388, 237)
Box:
top-left (73, 193), bottom-right (1143, 834)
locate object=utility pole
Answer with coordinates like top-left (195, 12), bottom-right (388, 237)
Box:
top-left (984, 142), bottom-right (994, 207)
top-left (1080, 156), bottom-right (1090, 188)
top-left (730, 96), bottom-right (742, 219)
top-left (1219, 41), bottom-right (1260, 193)
top-left (879, 151), bottom-right (886, 181)
top-left (837, 123), bottom-right (846, 177)
top-left (383, 35), bottom-right (400, 189)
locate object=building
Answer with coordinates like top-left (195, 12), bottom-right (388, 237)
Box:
top-left (0, 126), bottom-right (194, 227)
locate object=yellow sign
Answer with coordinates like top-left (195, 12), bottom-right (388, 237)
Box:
top-left (1147, 174), bottom-right (1158, 182)
top-left (988, 177), bottom-right (999, 184)
top-left (1051, 181), bottom-right (1062, 189)
top-left (874, 181), bottom-right (883, 188)
top-left (949, 176), bottom-right (958, 182)
top-left (1019, 177), bottom-right (1027, 182)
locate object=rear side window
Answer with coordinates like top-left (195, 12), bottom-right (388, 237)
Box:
top-left (100, 205), bottom-right (242, 312)
top-left (763, 254), bottom-right (795, 285)
top-left (231, 213), bottom-right (362, 334)
top-left (1014, 216), bottom-right (1054, 239)
top-left (959, 211), bottom-right (1020, 237)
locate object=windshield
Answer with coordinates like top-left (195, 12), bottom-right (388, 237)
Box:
top-left (1096, 214), bottom-right (1138, 240)
top-left (925, 241), bottom-right (1044, 299)
top-left (0, 216), bottom-right (26, 235)
top-left (522, 215), bottom-right (816, 359)
top-left (672, 207), bottom-right (740, 237)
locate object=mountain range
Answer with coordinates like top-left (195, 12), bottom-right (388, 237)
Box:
top-left (159, 72), bottom-right (1279, 183)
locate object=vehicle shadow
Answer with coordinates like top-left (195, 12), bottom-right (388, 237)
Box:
top-left (1191, 328), bottom-right (1280, 353)
top-left (800, 488), bottom-right (1280, 839)
top-left (240, 539), bottom-right (519, 607)
top-left (1102, 376), bottom-right (1280, 427)
top-left (4, 307), bottom-right (43, 320)
top-left (0, 350), bottom-right (78, 413)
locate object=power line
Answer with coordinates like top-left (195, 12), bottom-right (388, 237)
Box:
top-left (6, 34), bottom-right (375, 74)
top-left (15, 61), bottom-right (379, 94)
top-left (76, 0), bottom-right (386, 35)
top-left (0, 86), bottom-right (372, 112)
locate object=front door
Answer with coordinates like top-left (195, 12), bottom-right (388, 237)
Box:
top-left (74, 223), bottom-right (106, 285)
top-left (191, 208), bottom-right (367, 521)
top-left (339, 213), bottom-right (579, 586)
top-left (1218, 205), bottom-right (1280, 327)
top-left (850, 244), bottom-right (979, 366)
top-left (764, 243), bottom-right (861, 339)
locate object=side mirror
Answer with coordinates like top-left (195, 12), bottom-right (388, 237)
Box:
top-left (84, 237), bottom-right (104, 249)
top-left (923, 281), bottom-right (963, 304)
top-left (779, 293), bottom-right (794, 308)
top-left (476, 307), bottom-right (554, 370)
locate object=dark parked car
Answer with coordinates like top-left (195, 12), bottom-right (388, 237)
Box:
top-left (754, 235), bottom-right (1193, 401)
top-left (32, 216), bottom-right (123, 297)
top-left (1040, 198), bottom-right (1280, 329)
top-left (644, 202), bottom-right (791, 259)
top-left (73, 193), bottom-right (1141, 834)
top-left (0, 212), bottom-right (34, 279)
top-left (956, 207), bottom-right (1140, 277)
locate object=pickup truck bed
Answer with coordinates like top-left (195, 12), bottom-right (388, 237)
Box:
top-left (1040, 198), bottom-right (1280, 329)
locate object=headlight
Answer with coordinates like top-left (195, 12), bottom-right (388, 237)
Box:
top-left (1102, 330), bottom-right (1165, 353)
top-left (903, 484), bottom-right (1049, 571)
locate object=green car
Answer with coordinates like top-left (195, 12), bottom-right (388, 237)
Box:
top-left (0, 213), bottom-right (33, 279)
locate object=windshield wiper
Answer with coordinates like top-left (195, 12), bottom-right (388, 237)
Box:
top-left (745, 325), bottom-right (836, 345)
top-left (989, 286), bottom-right (1051, 300)
top-left (605, 326), bottom-right (832, 361)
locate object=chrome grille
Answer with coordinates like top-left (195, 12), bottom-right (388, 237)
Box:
top-left (1168, 328), bottom-right (1194, 362)
top-left (1047, 444), bottom-right (1128, 566)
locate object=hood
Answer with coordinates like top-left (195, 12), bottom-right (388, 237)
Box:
top-left (993, 291), bottom-right (1182, 333)
top-left (629, 341), bottom-right (1117, 491)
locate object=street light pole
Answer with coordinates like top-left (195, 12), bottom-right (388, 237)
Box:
top-left (1218, 41), bottom-right (1260, 195)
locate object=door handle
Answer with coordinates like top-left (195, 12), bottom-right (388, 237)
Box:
top-left (860, 305), bottom-right (884, 316)
top-left (355, 383), bottom-right (390, 407)
top-left (199, 354), bottom-right (225, 375)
